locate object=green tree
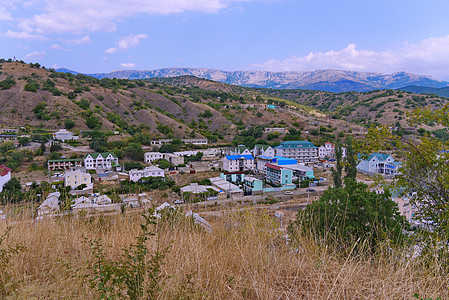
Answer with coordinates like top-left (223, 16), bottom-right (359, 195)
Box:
top-left (86, 116), bottom-right (101, 129)
top-left (362, 104), bottom-right (449, 240)
top-left (290, 179), bottom-right (408, 252)
top-left (125, 143), bottom-right (144, 161)
top-left (331, 142), bottom-right (343, 188)
top-left (64, 119), bottom-right (75, 129)
top-left (3, 177), bottom-right (21, 192)
top-left (18, 137), bottom-right (30, 147)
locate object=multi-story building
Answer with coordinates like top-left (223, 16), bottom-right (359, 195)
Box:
top-left (48, 159), bottom-right (82, 171)
top-left (53, 129), bottom-right (78, 141)
top-left (318, 142), bottom-right (346, 159)
top-left (129, 166), bottom-right (165, 182)
top-left (265, 163), bottom-right (293, 186)
top-left (357, 153), bottom-right (400, 175)
top-left (275, 141), bottom-right (318, 163)
top-left (84, 152), bottom-right (119, 170)
top-left (263, 127), bottom-right (288, 134)
top-left (64, 169), bottom-right (92, 189)
top-left (150, 139), bottom-right (208, 146)
top-left (256, 156), bottom-right (297, 175)
top-left (253, 144), bottom-right (275, 157)
top-left (231, 145), bottom-right (251, 155)
top-left (0, 165), bottom-right (12, 192)
top-left (164, 153), bottom-right (185, 166)
top-left (242, 176), bottom-right (264, 195)
top-left (222, 154), bottom-right (254, 172)
top-left (144, 152), bottom-right (165, 163)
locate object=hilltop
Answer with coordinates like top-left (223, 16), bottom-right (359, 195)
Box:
top-left (60, 67), bottom-right (449, 93)
top-left (1, 61), bottom-right (447, 145)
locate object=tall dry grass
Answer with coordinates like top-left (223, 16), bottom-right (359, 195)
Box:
top-left (0, 209), bottom-right (447, 299)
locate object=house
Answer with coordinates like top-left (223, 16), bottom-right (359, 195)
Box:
top-left (264, 128), bottom-right (288, 134)
top-left (53, 129), bottom-right (78, 141)
top-left (242, 176), bottom-right (264, 195)
top-left (275, 141), bottom-right (318, 163)
top-left (37, 192), bottom-right (60, 219)
top-left (48, 159), bottom-right (82, 171)
top-left (0, 165), bottom-right (12, 192)
top-left (71, 194), bottom-right (120, 213)
top-left (129, 166), bottom-right (165, 182)
top-left (230, 145), bottom-right (251, 155)
top-left (151, 139), bottom-right (208, 146)
top-left (265, 163), bottom-right (293, 186)
top-left (181, 182), bottom-right (227, 201)
top-left (253, 144), bottom-right (275, 157)
top-left (144, 152), bottom-right (165, 163)
top-left (357, 153), bottom-right (400, 175)
top-left (222, 154), bottom-right (254, 172)
top-left (84, 152), bottom-right (119, 170)
top-left (318, 142), bottom-right (346, 159)
top-left (164, 153), bottom-right (184, 166)
top-left (255, 156), bottom-right (297, 175)
top-left (64, 169), bottom-right (92, 189)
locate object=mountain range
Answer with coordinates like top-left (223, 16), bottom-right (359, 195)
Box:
top-left (57, 68), bottom-right (449, 93)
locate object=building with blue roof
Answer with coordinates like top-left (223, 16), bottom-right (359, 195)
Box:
top-left (274, 141), bottom-right (318, 163)
top-left (357, 153), bottom-right (399, 175)
top-left (222, 154), bottom-right (255, 172)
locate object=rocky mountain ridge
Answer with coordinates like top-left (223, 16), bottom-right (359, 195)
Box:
top-left (58, 67), bottom-right (449, 93)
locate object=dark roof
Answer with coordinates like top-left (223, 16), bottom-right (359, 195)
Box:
top-left (265, 163), bottom-right (282, 171)
top-left (0, 165), bottom-right (12, 176)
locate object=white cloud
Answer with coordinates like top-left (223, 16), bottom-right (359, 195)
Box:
top-left (9, 0), bottom-right (244, 35)
top-left (49, 43), bottom-right (71, 51)
top-left (105, 47), bottom-right (117, 54)
top-left (105, 33), bottom-right (148, 54)
top-left (66, 35), bottom-right (91, 44)
top-left (120, 62), bottom-right (135, 68)
top-left (254, 35), bottom-right (449, 79)
top-left (24, 51), bottom-right (45, 60)
top-left (0, 6), bottom-right (13, 21)
top-left (4, 30), bottom-right (47, 40)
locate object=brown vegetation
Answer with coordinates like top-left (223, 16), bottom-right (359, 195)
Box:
top-left (0, 209), bottom-right (447, 299)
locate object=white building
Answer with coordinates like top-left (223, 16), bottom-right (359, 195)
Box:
top-left (318, 142), bottom-right (346, 159)
top-left (53, 129), bottom-right (78, 142)
top-left (253, 144), bottom-right (275, 157)
top-left (37, 192), bottom-right (60, 219)
top-left (64, 169), bottom-right (92, 189)
top-left (0, 165), bottom-right (12, 193)
top-left (222, 154), bottom-right (255, 172)
top-left (71, 194), bottom-right (120, 213)
top-left (144, 152), bottom-right (165, 163)
top-left (357, 153), bottom-right (400, 175)
top-left (129, 166), bottom-right (165, 182)
top-left (275, 141), bottom-right (318, 163)
top-left (230, 145), bottom-right (251, 155)
top-left (84, 152), bottom-right (119, 170)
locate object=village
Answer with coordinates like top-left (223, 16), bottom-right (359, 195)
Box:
top-left (0, 127), bottom-right (416, 228)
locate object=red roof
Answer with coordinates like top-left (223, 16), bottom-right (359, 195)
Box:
top-left (0, 165), bottom-right (11, 177)
top-left (265, 163), bottom-right (282, 171)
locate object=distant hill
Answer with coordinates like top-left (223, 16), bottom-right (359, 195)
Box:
top-left (57, 68), bottom-right (449, 93)
top-left (399, 85), bottom-right (449, 97)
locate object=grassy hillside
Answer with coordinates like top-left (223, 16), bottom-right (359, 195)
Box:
top-left (0, 60), bottom-right (446, 147)
top-left (0, 209), bottom-right (447, 299)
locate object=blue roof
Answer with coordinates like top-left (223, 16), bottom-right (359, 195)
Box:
top-left (368, 153), bottom-right (392, 162)
top-left (258, 155), bottom-right (276, 160)
top-left (276, 141), bottom-right (317, 149)
top-left (275, 156), bottom-right (297, 165)
top-left (226, 155), bottom-right (254, 160)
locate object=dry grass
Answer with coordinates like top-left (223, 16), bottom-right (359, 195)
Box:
top-left (0, 209), bottom-right (447, 299)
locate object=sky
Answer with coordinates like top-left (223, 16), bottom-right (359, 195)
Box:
top-left (1, 0), bottom-right (449, 80)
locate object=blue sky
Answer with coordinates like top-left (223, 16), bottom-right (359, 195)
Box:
top-left (1, 0), bottom-right (449, 79)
